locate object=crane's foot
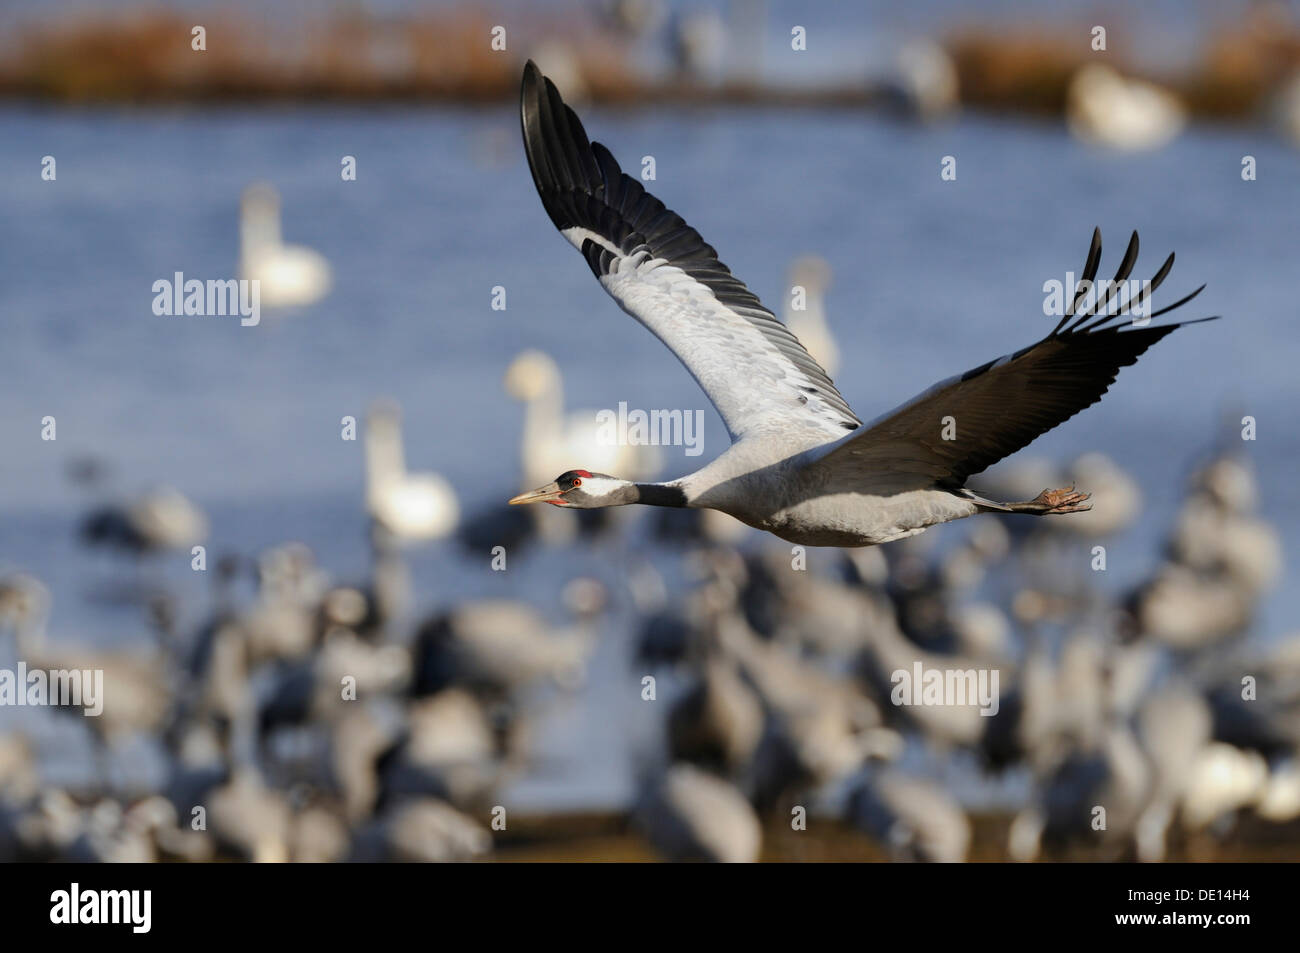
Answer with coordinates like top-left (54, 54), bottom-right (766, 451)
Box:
top-left (1008, 485), bottom-right (1092, 515)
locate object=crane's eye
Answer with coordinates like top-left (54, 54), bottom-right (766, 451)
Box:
top-left (571, 477), bottom-right (582, 487)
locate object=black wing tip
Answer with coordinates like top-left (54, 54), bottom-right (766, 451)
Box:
top-left (521, 60), bottom-right (574, 132)
top-left (1086, 226), bottom-right (1102, 262)
top-left (1053, 228), bottom-right (1214, 336)
top-left (520, 60), bottom-right (543, 148)
top-left (520, 59), bottom-right (596, 232)
top-left (520, 60), bottom-right (544, 121)
top-left (522, 60), bottom-right (558, 106)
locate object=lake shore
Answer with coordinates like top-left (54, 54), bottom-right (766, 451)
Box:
top-left (4, 6), bottom-right (1300, 123)
top-left (493, 811), bottom-right (1300, 862)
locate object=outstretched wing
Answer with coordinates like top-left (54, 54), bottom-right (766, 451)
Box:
top-left (802, 229), bottom-right (1214, 490)
top-left (520, 61), bottom-right (859, 444)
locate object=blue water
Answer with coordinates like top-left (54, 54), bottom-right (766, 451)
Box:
top-left (2, 100), bottom-right (1298, 807)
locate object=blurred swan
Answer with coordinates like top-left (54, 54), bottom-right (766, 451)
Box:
top-left (81, 486), bottom-right (208, 555)
top-left (882, 39), bottom-right (960, 121)
top-left (0, 734), bottom-right (39, 804)
top-left (122, 795), bottom-right (214, 862)
top-left (1257, 760), bottom-right (1300, 822)
top-left (1061, 453), bottom-right (1141, 536)
top-left (239, 182), bottom-right (331, 309)
top-left (1171, 510), bottom-right (1281, 598)
top-left (601, 0), bottom-right (666, 39)
top-left (1181, 742), bottom-right (1268, 831)
top-left (1190, 454), bottom-right (1258, 514)
top-left (379, 688), bottom-right (503, 809)
top-left (1133, 454), bottom-right (1279, 648)
top-left (1170, 457), bottom-right (1279, 590)
top-left (853, 594), bottom-right (994, 748)
top-left (0, 574), bottom-right (173, 780)
top-left (715, 610), bottom-right (901, 798)
top-left (1010, 721), bottom-right (1150, 861)
top-left (366, 401), bottom-right (459, 543)
top-left (670, 9), bottom-right (728, 85)
top-left (1134, 683), bottom-right (1212, 862)
top-left (208, 767), bottom-right (292, 862)
top-left (504, 349), bottom-right (661, 490)
top-left (847, 770), bottom-right (971, 862)
top-left (1268, 70), bottom-right (1300, 147)
top-left (410, 578), bottom-right (606, 698)
top-left (1067, 65), bottom-right (1186, 151)
top-left (783, 256), bottom-right (839, 379)
top-left (667, 658), bottom-right (764, 775)
top-left (639, 764), bottom-right (761, 862)
top-left (353, 797), bottom-right (491, 862)
top-left (950, 602), bottom-right (1013, 663)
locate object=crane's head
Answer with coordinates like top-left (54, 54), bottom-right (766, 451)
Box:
top-left (508, 470), bottom-right (634, 508)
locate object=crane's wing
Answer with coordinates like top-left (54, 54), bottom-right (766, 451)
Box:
top-left (801, 229), bottom-right (1215, 491)
top-left (520, 61), bottom-right (859, 444)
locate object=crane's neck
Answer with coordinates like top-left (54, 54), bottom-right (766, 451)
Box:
top-left (576, 476), bottom-right (689, 508)
top-left (633, 481), bottom-right (689, 507)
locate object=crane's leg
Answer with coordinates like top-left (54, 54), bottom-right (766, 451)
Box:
top-left (1002, 485), bottom-right (1092, 515)
top-left (962, 484), bottom-right (1092, 515)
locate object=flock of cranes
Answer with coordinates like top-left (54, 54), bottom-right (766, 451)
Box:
top-left (7, 431), bottom-right (1292, 862)
top-left (1, 533), bottom-right (608, 861)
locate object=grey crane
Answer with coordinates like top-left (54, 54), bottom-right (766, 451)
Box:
top-left (509, 61), bottom-right (1215, 547)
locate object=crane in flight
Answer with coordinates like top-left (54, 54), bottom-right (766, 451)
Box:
top-left (509, 62), bottom-right (1215, 547)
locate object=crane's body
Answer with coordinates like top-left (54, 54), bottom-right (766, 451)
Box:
top-left (510, 62), bottom-right (1214, 548)
top-left (657, 439), bottom-right (971, 547)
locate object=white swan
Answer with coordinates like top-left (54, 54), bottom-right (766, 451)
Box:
top-left (504, 349), bottom-right (662, 490)
top-left (782, 256), bottom-right (839, 379)
top-left (887, 39), bottom-right (960, 121)
top-left (239, 182), bottom-right (331, 310)
top-left (1067, 65), bottom-right (1186, 151)
top-left (365, 401), bottom-right (459, 543)
top-left (639, 764), bottom-right (761, 863)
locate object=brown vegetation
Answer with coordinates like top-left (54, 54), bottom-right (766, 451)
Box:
top-left (6, 8), bottom-right (1300, 121)
top-left (491, 811), bottom-right (1300, 862)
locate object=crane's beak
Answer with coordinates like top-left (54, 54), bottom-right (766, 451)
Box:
top-left (508, 482), bottom-right (566, 506)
